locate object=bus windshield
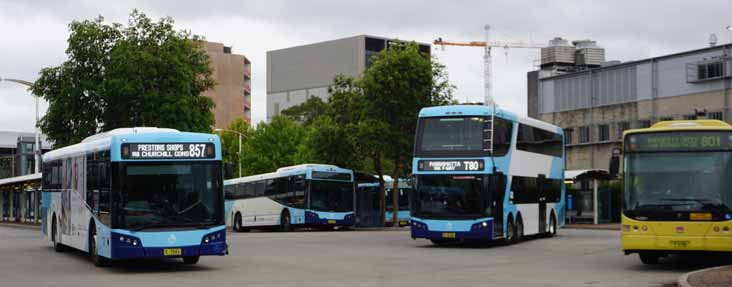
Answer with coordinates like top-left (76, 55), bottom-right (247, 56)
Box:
top-left (309, 180), bottom-right (353, 212)
top-left (113, 162), bottom-right (223, 230)
top-left (418, 117), bottom-right (485, 153)
top-left (624, 152), bottom-right (732, 213)
top-left (413, 175), bottom-right (484, 219)
top-left (386, 187), bottom-right (411, 211)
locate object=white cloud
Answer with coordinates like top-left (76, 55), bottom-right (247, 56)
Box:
top-left (2, 0), bottom-right (732, 129)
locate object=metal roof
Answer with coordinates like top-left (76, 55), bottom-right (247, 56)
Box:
top-left (0, 173), bottom-right (41, 186)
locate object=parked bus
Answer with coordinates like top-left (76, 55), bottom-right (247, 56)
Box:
top-left (41, 128), bottom-right (227, 266)
top-left (357, 178), bottom-right (412, 227)
top-left (410, 105), bottom-right (566, 245)
top-left (225, 164), bottom-right (355, 232)
top-left (621, 120), bottom-right (732, 264)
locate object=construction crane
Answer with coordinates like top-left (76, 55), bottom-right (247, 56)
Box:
top-left (434, 25), bottom-right (545, 106)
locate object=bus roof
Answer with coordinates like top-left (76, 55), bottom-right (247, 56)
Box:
top-left (623, 120), bottom-right (732, 138)
top-left (224, 164), bottom-right (353, 185)
top-left (42, 127), bottom-right (220, 162)
top-left (418, 105), bottom-right (562, 134)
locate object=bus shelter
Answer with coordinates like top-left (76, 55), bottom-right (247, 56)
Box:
top-left (565, 169), bottom-right (617, 224)
top-left (0, 173), bottom-right (41, 224)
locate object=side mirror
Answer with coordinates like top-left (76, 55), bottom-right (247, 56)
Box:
top-left (224, 163), bottom-right (235, 179)
top-left (609, 147), bottom-right (621, 178)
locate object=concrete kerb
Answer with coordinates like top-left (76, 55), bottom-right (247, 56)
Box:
top-left (678, 265), bottom-right (732, 287)
top-left (0, 222), bottom-right (40, 230)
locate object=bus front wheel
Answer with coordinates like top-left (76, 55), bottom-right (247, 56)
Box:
top-left (183, 256), bottom-right (199, 265)
top-left (280, 210), bottom-right (291, 232)
top-left (546, 213), bottom-right (557, 238)
top-left (89, 225), bottom-right (109, 267)
top-left (52, 215), bottom-right (64, 252)
top-left (234, 213), bottom-right (244, 232)
top-left (639, 253), bottom-right (662, 265)
top-left (505, 216), bottom-right (516, 244)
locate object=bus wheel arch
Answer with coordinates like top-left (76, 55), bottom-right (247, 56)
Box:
top-left (280, 209), bottom-right (291, 232)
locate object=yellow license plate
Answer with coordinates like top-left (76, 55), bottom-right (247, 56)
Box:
top-left (670, 240), bottom-right (690, 248)
top-left (442, 232), bottom-right (456, 238)
top-left (399, 221), bottom-right (408, 226)
top-left (690, 213), bottom-right (712, 221)
top-left (163, 248), bottom-right (182, 256)
top-left (328, 220), bottom-right (336, 224)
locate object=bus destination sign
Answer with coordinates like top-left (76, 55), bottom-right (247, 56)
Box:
top-left (626, 132), bottom-right (732, 152)
top-left (418, 160), bottom-right (484, 171)
top-left (122, 143), bottom-right (215, 160)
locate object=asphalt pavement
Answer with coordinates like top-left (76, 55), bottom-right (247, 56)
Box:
top-left (0, 226), bottom-right (724, 287)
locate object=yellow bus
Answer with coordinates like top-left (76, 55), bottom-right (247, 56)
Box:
top-left (621, 120), bottom-right (732, 264)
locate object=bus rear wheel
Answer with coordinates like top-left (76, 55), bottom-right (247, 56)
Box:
top-left (280, 210), bottom-right (291, 232)
top-left (52, 216), bottom-right (64, 252)
top-left (639, 253), bottom-right (662, 265)
top-left (183, 256), bottom-right (200, 265)
top-left (505, 216), bottom-right (516, 244)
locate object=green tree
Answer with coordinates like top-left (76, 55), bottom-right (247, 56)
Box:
top-left (32, 11), bottom-right (215, 147)
top-left (296, 116), bottom-right (360, 169)
top-left (281, 96), bottom-right (327, 126)
top-left (217, 118), bottom-right (252, 179)
top-left (359, 42), bottom-right (454, 225)
top-left (241, 116), bottom-right (306, 175)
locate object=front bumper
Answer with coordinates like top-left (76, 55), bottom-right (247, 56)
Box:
top-left (410, 219), bottom-right (493, 240)
top-left (112, 242), bottom-right (228, 260)
top-left (305, 211), bottom-right (355, 226)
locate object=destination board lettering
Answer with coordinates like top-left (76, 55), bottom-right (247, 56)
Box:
top-left (626, 132), bottom-right (732, 152)
top-left (122, 143), bottom-right (215, 159)
top-left (418, 160), bottom-right (484, 171)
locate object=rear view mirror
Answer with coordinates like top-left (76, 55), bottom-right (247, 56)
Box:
top-left (225, 163), bottom-right (234, 179)
top-left (609, 148), bottom-right (621, 178)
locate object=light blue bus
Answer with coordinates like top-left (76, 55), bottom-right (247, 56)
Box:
top-left (410, 105), bottom-right (566, 245)
top-left (225, 164), bottom-right (355, 232)
top-left (358, 177), bottom-right (412, 227)
top-left (41, 128), bottom-right (227, 266)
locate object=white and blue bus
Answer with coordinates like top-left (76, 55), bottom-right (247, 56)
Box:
top-left (358, 177), bottom-right (412, 227)
top-left (41, 128), bottom-right (227, 266)
top-left (410, 105), bottom-right (566, 245)
top-left (225, 164), bottom-right (355, 232)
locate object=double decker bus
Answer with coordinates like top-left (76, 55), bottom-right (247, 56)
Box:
top-left (621, 120), bottom-right (732, 264)
top-left (225, 164), bottom-right (354, 232)
top-left (41, 128), bottom-right (227, 266)
top-left (410, 105), bottom-right (566, 245)
top-left (357, 178), bottom-right (412, 227)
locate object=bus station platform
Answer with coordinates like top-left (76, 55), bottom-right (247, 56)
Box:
top-left (680, 265), bottom-right (732, 287)
top-left (0, 173), bottom-right (42, 225)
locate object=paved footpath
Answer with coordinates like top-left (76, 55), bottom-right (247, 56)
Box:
top-left (682, 266), bottom-right (732, 287)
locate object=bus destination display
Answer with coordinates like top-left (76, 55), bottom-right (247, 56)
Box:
top-left (418, 160), bottom-right (484, 171)
top-left (626, 132), bottom-right (732, 152)
top-left (122, 143), bottom-right (215, 159)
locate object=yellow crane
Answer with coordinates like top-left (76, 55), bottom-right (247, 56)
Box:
top-left (434, 25), bottom-right (545, 105)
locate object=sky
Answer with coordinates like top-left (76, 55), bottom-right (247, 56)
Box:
top-left (1, 0), bottom-right (732, 132)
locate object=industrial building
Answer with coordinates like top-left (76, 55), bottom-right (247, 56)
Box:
top-left (0, 131), bottom-right (51, 224)
top-left (528, 39), bottom-right (731, 171)
top-left (266, 35), bottom-right (430, 121)
top-left (202, 41), bottom-right (252, 128)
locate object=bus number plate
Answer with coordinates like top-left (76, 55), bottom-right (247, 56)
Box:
top-left (670, 240), bottom-right (690, 248)
top-left (328, 220), bottom-right (336, 224)
top-left (442, 232), bottom-right (456, 239)
top-left (163, 248), bottom-right (182, 256)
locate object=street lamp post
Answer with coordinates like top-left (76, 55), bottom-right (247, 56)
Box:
top-left (215, 128), bottom-right (243, 178)
top-left (0, 77), bottom-right (40, 174)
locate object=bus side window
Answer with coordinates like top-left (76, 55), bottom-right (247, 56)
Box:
top-left (255, 181), bottom-right (266, 197)
top-left (265, 179), bottom-right (276, 196)
top-left (289, 176), bottom-right (306, 208)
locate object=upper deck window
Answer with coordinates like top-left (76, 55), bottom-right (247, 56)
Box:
top-left (416, 116), bottom-right (513, 157)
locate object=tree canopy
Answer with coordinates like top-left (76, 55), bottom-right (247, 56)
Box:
top-left (32, 10), bottom-right (216, 147)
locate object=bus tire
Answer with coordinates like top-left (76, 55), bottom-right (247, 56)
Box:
top-left (183, 256), bottom-right (200, 264)
top-left (233, 212), bottom-right (244, 232)
top-left (280, 210), bottom-right (291, 232)
top-left (639, 253), bottom-right (662, 265)
top-left (89, 223), bottom-right (109, 267)
top-left (546, 213), bottom-right (558, 238)
top-left (52, 215), bottom-right (64, 252)
top-left (515, 215), bottom-right (524, 242)
top-left (505, 215), bottom-right (516, 244)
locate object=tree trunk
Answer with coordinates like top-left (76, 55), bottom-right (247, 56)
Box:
top-left (391, 158), bottom-right (400, 228)
top-left (372, 152), bottom-right (386, 226)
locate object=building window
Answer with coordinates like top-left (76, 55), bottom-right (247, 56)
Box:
top-left (689, 60), bottom-right (726, 82)
top-left (709, 111), bottom-right (724, 121)
top-left (683, 114), bottom-right (698, 120)
top-left (636, 120), bottom-right (651, 129)
top-left (616, 122), bottom-right (629, 140)
top-left (579, 126), bottom-right (590, 144)
top-left (564, 128), bottom-right (573, 145)
top-left (598, 124), bottom-right (610, 142)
